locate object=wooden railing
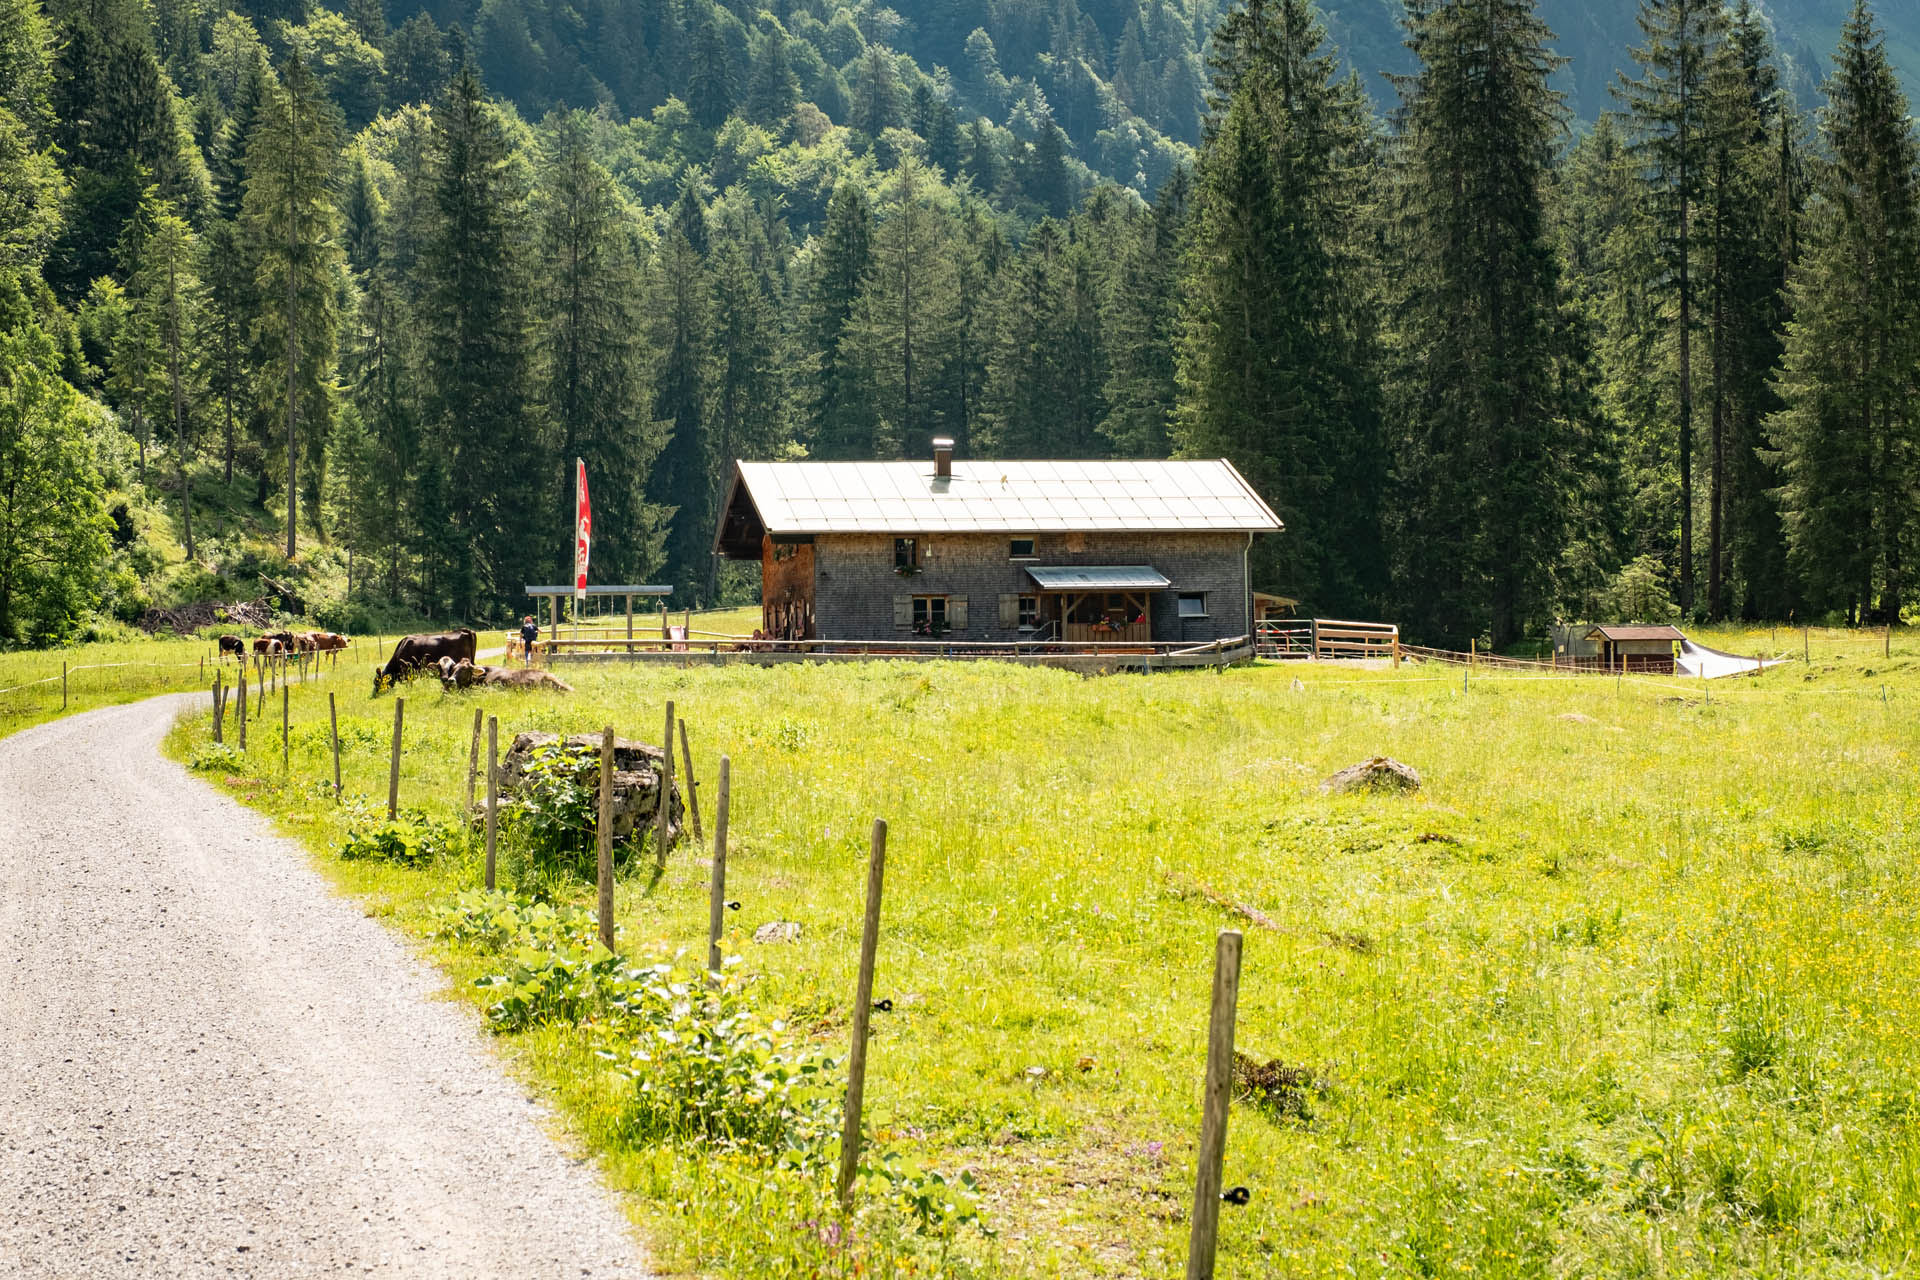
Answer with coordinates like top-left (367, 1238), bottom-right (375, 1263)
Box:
top-left (1256, 618), bottom-right (1400, 662)
top-left (529, 632), bottom-right (1255, 666)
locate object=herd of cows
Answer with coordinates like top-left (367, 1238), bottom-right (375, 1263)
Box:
top-left (214, 626), bottom-right (573, 698)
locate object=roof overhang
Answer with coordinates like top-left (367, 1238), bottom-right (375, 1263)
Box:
top-left (714, 466), bottom-right (767, 560)
top-left (1025, 565), bottom-right (1171, 591)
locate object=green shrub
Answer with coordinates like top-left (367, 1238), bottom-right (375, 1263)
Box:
top-left (339, 815), bottom-right (463, 867)
top-left (503, 739), bottom-right (636, 880)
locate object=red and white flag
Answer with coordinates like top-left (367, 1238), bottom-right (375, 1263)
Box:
top-left (573, 458), bottom-right (591, 605)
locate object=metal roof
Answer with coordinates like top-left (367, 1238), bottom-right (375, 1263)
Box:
top-left (1587, 624), bottom-right (1686, 642)
top-left (726, 459), bottom-right (1284, 536)
top-left (1024, 565), bottom-right (1171, 591)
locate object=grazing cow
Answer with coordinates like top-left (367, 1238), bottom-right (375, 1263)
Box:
top-left (373, 628), bottom-right (477, 695)
top-left (309, 632), bottom-right (348, 652)
top-left (438, 657), bottom-right (573, 693)
top-left (252, 637), bottom-right (285, 656)
top-left (217, 635), bottom-right (244, 660)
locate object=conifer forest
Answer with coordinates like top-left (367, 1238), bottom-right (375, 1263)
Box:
top-left (5, 0), bottom-right (1920, 648)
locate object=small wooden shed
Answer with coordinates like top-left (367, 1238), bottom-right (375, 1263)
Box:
top-left (1586, 624), bottom-right (1684, 674)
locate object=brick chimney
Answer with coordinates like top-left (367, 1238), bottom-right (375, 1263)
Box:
top-left (932, 436), bottom-right (954, 478)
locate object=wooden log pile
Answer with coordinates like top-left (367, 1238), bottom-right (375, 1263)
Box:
top-left (137, 596), bottom-right (278, 635)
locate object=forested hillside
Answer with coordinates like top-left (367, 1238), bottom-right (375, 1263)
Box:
top-left (4, 0), bottom-right (1919, 648)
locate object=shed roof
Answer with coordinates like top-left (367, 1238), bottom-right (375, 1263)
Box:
top-left (1586, 624), bottom-right (1686, 642)
top-left (1024, 565), bottom-right (1171, 591)
top-left (715, 458), bottom-right (1282, 556)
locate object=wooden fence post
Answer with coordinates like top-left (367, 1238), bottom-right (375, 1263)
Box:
top-left (1184, 929), bottom-right (1245, 1280)
top-left (61, 660), bottom-right (67, 710)
top-left (707, 756), bottom-right (731, 977)
top-left (679, 719), bottom-right (704, 843)
top-left (485, 716), bottom-right (499, 891)
top-left (598, 725), bottom-right (615, 951)
top-left (328, 693), bottom-right (341, 799)
top-left (1804, 627), bottom-right (1810, 663)
top-left (654, 701), bottom-right (676, 868)
top-left (836, 817), bottom-right (889, 1212)
top-left (281, 685), bottom-right (289, 772)
top-left (387, 697), bottom-right (404, 820)
top-left (238, 668), bottom-right (247, 749)
top-left (211, 677), bottom-right (222, 742)
top-left (465, 707), bottom-right (483, 812)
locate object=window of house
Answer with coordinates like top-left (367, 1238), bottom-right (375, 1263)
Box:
top-left (911, 595), bottom-right (948, 634)
top-left (1009, 537), bottom-right (1036, 559)
top-left (894, 537), bottom-right (919, 572)
top-left (1017, 595), bottom-right (1039, 629)
top-left (1178, 593), bottom-right (1208, 618)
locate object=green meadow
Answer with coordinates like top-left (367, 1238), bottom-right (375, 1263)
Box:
top-left (146, 625), bottom-right (1920, 1279)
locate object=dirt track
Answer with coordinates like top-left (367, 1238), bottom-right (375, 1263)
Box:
top-left (0, 695), bottom-right (648, 1277)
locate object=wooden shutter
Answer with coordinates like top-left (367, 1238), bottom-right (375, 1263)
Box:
top-left (998, 594), bottom-right (1018, 627)
top-left (949, 596), bottom-right (968, 630)
top-left (893, 595), bottom-right (912, 630)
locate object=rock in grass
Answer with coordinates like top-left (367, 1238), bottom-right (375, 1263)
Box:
top-left (1319, 756), bottom-right (1421, 795)
top-left (753, 921), bottom-right (801, 944)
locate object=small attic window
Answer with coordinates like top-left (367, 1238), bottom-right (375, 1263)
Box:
top-left (1009, 537), bottom-right (1036, 559)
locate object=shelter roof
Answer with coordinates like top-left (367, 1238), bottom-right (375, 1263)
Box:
top-left (1586, 624), bottom-right (1686, 642)
top-left (1024, 565), bottom-right (1172, 590)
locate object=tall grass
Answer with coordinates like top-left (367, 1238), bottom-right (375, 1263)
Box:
top-left (141, 624), bottom-right (1920, 1278)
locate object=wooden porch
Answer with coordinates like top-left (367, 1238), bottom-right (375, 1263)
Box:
top-left (1054, 590), bottom-right (1152, 644)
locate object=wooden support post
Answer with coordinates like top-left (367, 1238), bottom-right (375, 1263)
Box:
top-left (1886, 625), bottom-right (1892, 659)
top-left (626, 594), bottom-right (633, 653)
top-left (281, 685), bottom-right (289, 772)
top-left (61, 660), bottom-right (67, 710)
top-left (597, 724), bottom-right (615, 952)
top-left (238, 668), bottom-right (247, 749)
top-left (1804, 626), bottom-right (1810, 663)
top-left (679, 719), bottom-right (703, 843)
top-left (387, 697), bottom-right (404, 820)
top-left (211, 678), bottom-right (222, 742)
top-left (655, 701), bottom-right (676, 868)
top-left (485, 717), bottom-right (499, 891)
top-left (837, 817), bottom-right (888, 1213)
top-left (465, 707), bottom-right (483, 813)
top-left (328, 693), bottom-right (341, 798)
top-left (706, 755), bottom-right (731, 977)
top-left (1184, 929), bottom-right (1244, 1280)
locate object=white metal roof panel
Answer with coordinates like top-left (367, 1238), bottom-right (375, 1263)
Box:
top-left (1025, 565), bottom-right (1172, 590)
top-left (732, 459), bottom-right (1282, 535)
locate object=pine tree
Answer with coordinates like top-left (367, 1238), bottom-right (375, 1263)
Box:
top-left (1175, 0), bottom-right (1382, 617)
top-left (1101, 166), bottom-right (1187, 455)
top-left (1384, 0), bottom-right (1579, 647)
top-left (689, 15), bottom-right (736, 129)
top-left (707, 229), bottom-right (782, 591)
top-left (1617, 0), bottom-right (1730, 614)
top-left (130, 198), bottom-right (201, 558)
top-left (1769, 0), bottom-right (1920, 622)
top-left (421, 66), bottom-right (545, 617)
top-left (535, 111), bottom-right (664, 586)
top-left (243, 52), bottom-right (340, 559)
top-left (645, 222), bottom-right (713, 601)
top-left (850, 45), bottom-right (902, 138)
top-left (743, 29), bottom-right (798, 125)
top-left (806, 181), bottom-right (873, 458)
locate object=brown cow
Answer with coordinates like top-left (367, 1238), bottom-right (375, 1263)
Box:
top-left (217, 635), bottom-right (244, 660)
top-left (252, 637), bottom-right (284, 656)
top-left (438, 657), bottom-right (572, 693)
top-left (308, 632), bottom-right (348, 652)
top-left (374, 629), bottom-right (477, 695)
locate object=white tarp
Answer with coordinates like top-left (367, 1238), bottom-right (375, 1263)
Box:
top-left (1676, 639), bottom-right (1773, 679)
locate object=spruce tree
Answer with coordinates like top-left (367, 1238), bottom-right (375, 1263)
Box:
top-left (1617, 0), bottom-right (1730, 614)
top-left (242, 52), bottom-right (341, 559)
top-left (707, 229), bottom-right (782, 591)
top-left (420, 66), bottom-right (545, 617)
top-left (1769, 0), bottom-right (1919, 622)
top-left (644, 221), bottom-right (714, 601)
top-left (1101, 167), bottom-right (1187, 455)
top-left (1384, 0), bottom-right (1578, 647)
top-left (806, 181), bottom-right (873, 459)
top-left (535, 111), bottom-right (663, 586)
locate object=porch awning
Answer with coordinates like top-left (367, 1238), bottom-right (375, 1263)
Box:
top-left (1025, 565), bottom-right (1171, 591)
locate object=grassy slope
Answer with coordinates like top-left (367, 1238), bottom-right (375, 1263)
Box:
top-left (148, 623), bottom-right (1920, 1279)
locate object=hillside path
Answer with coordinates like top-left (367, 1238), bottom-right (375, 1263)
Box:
top-left (0, 695), bottom-right (649, 1278)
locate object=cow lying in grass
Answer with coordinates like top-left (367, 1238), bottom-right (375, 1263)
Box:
top-left (436, 657), bottom-right (573, 693)
top-left (373, 629), bottom-right (477, 695)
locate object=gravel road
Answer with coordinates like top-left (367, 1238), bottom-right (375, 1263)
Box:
top-left (0, 695), bottom-right (649, 1278)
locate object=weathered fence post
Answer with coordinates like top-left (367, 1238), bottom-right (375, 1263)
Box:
top-left (61, 660), bottom-right (67, 710)
top-left (281, 685), bottom-right (289, 772)
top-left (485, 716), bottom-right (499, 891)
top-left (328, 692), bottom-right (341, 799)
top-left (1184, 929), bottom-right (1245, 1280)
top-left (836, 817), bottom-right (888, 1212)
top-left (597, 724), bottom-right (615, 951)
top-left (707, 755), bottom-right (731, 977)
top-left (465, 707), bottom-right (483, 812)
top-left (1804, 627), bottom-right (1810, 663)
top-left (387, 698), bottom-right (404, 820)
top-left (211, 677), bottom-right (222, 742)
top-left (654, 701), bottom-right (676, 868)
top-left (679, 718), bottom-right (704, 843)
top-left (238, 668), bottom-right (247, 749)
